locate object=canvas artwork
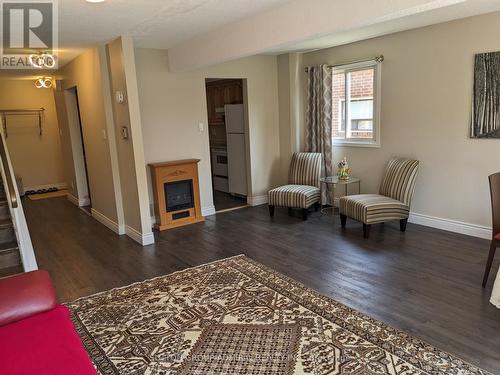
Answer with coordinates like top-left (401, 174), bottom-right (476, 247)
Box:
top-left (471, 51), bottom-right (500, 138)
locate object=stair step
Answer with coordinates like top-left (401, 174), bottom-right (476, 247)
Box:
top-left (0, 247), bottom-right (20, 269)
top-left (0, 265), bottom-right (23, 278)
top-left (0, 241), bottom-right (18, 252)
top-left (0, 219), bottom-right (15, 243)
top-left (0, 200), bottom-right (9, 220)
top-left (0, 218), bottom-right (13, 229)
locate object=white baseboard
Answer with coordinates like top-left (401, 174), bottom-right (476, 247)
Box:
top-left (91, 208), bottom-right (125, 235)
top-left (202, 205), bottom-right (216, 217)
top-left (67, 193), bottom-right (79, 206)
top-left (408, 212), bottom-right (491, 240)
top-left (126, 225), bottom-right (155, 246)
top-left (24, 182), bottom-right (67, 192)
top-left (67, 194), bottom-right (90, 207)
top-left (247, 195), bottom-right (267, 206)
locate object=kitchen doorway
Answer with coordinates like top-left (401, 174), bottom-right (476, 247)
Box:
top-left (205, 79), bottom-right (249, 212)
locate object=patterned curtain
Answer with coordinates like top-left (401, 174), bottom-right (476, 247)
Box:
top-left (305, 64), bottom-right (333, 204)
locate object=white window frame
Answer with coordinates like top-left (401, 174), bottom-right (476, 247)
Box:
top-left (332, 60), bottom-right (381, 148)
top-left (337, 96), bottom-right (374, 133)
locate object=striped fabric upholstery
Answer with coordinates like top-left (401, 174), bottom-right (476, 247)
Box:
top-left (288, 152), bottom-right (322, 188)
top-left (268, 185), bottom-right (320, 209)
top-left (339, 194), bottom-right (410, 224)
top-left (379, 159), bottom-right (420, 206)
top-left (339, 158), bottom-right (419, 224)
top-left (268, 152), bottom-right (322, 209)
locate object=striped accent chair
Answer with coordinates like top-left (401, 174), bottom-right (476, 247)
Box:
top-left (339, 158), bottom-right (419, 238)
top-left (268, 152), bottom-right (322, 220)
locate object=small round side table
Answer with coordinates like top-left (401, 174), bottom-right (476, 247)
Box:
top-left (320, 176), bottom-right (361, 219)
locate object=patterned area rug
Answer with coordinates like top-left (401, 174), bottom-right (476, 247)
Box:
top-left (67, 255), bottom-right (489, 375)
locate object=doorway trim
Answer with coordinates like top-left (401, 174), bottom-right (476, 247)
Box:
top-left (64, 86), bottom-right (91, 208)
top-left (204, 78), bottom-right (252, 214)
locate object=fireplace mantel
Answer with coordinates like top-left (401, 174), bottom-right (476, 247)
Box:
top-left (149, 159), bottom-right (204, 231)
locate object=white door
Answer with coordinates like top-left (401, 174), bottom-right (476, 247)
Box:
top-left (227, 133), bottom-right (247, 196)
top-left (225, 104), bottom-right (245, 133)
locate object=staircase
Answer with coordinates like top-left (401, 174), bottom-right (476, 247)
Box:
top-left (0, 179), bottom-right (21, 274)
top-left (0, 117), bottom-right (37, 275)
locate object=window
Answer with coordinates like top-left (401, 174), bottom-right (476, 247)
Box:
top-left (332, 62), bottom-right (381, 146)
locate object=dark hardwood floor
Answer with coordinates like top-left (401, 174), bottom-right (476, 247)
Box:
top-left (213, 190), bottom-right (248, 211)
top-left (23, 196), bottom-right (500, 373)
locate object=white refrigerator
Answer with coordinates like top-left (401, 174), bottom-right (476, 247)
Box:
top-left (224, 104), bottom-right (247, 196)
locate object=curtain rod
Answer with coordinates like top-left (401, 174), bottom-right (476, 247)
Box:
top-left (304, 55), bottom-right (384, 72)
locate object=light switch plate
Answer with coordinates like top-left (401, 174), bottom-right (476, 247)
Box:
top-left (115, 91), bottom-right (124, 104)
top-left (198, 122), bottom-right (204, 132)
top-left (121, 126), bottom-right (129, 139)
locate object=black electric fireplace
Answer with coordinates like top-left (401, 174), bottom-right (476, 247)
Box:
top-left (164, 180), bottom-right (194, 212)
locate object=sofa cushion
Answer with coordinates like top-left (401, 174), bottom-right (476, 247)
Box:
top-left (268, 184), bottom-right (320, 209)
top-left (0, 305), bottom-right (96, 375)
top-left (0, 270), bottom-right (57, 327)
top-left (339, 194), bottom-right (409, 224)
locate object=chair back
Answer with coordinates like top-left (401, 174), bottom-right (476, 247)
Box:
top-left (490, 172), bottom-right (500, 239)
top-left (379, 158), bottom-right (419, 206)
top-left (288, 152), bottom-right (322, 188)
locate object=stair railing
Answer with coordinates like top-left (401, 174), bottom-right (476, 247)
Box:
top-left (0, 116), bottom-right (38, 271)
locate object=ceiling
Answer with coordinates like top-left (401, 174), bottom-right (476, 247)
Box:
top-left (266, 0), bottom-right (500, 54)
top-left (56, 0), bottom-right (291, 64)
top-left (1, 0), bottom-right (500, 77)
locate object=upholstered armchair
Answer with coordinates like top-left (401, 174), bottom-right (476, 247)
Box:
top-left (268, 152), bottom-right (322, 220)
top-left (339, 158), bottom-right (419, 238)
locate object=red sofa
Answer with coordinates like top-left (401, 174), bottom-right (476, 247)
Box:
top-left (0, 270), bottom-right (97, 375)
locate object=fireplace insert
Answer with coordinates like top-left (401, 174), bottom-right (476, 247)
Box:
top-left (164, 180), bottom-right (194, 212)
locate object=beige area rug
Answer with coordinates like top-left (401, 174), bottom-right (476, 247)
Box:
top-left (27, 189), bottom-right (68, 200)
top-left (67, 255), bottom-right (490, 375)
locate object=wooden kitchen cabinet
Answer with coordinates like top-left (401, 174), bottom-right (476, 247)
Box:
top-left (206, 79), bottom-right (243, 124)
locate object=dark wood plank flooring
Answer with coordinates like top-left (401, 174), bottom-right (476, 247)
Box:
top-left (23, 197), bottom-right (500, 373)
top-left (213, 190), bottom-right (248, 211)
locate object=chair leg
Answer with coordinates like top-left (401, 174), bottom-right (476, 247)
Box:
top-left (268, 205), bottom-right (275, 217)
top-left (482, 240), bottom-right (498, 287)
top-left (302, 209), bottom-right (308, 220)
top-left (314, 202), bottom-right (320, 212)
top-left (400, 218), bottom-right (408, 232)
top-left (363, 224), bottom-right (371, 239)
top-left (340, 214), bottom-right (347, 228)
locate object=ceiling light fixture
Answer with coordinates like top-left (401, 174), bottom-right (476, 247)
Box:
top-left (85, 0), bottom-right (105, 3)
top-left (29, 53), bottom-right (56, 69)
top-left (35, 77), bottom-right (53, 89)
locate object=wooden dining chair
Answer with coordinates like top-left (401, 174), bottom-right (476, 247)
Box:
top-left (482, 172), bottom-right (500, 287)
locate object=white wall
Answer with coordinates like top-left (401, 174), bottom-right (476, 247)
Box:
top-left (0, 79), bottom-right (65, 190)
top-left (135, 49), bottom-right (281, 211)
top-left (300, 11), bottom-right (500, 232)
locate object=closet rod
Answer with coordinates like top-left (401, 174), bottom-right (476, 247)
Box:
top-left (0, 108), bottom-right (44, 138)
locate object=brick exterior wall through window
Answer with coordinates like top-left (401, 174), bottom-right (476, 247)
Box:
top-left (332, 68), bottom-right (374, 139)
